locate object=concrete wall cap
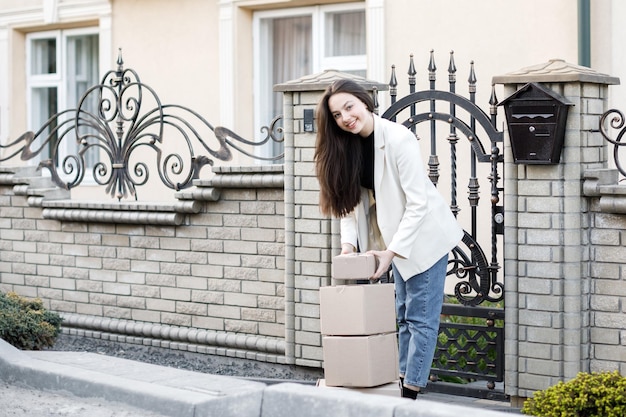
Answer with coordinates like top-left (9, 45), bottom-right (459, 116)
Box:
top-left (274, 69), bottom-right (388, 92)
top-left (492, 58), bottom-right (620, 85)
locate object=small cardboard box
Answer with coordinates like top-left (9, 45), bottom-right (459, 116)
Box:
top-left (322, 332), bottom-right (399, 387)
top-left (319, 283), bottom-right (396, 336)
top-left (316, 379), bottom-right (401, 397)
top-left (332, 253), bottom-right (377, 280)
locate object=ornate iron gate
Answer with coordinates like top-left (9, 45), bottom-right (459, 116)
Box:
top-left (381, 51), bottom-right (505, 400)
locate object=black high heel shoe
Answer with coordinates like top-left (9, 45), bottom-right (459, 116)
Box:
top-left (399, 377), bottom-right (420, 399)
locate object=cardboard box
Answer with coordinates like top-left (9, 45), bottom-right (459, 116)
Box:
top-left (332, 253), bottom-right (377, 280)
top-left (322, 333), bottom-right (399, 387)
top-left (316, 379), bottom-right (401, 397)
top-left (319, 283), bottom-right (396, 336)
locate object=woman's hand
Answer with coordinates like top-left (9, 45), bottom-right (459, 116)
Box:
top-left (367, 249), bottom-right (396, 280)
top-left (341, 243), bottom-right (356, 254)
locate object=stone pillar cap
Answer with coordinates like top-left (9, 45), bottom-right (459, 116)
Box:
top-left (274, 69), bottom-right (388, 92)
top-left (492, 58), bottom-right (620, 85)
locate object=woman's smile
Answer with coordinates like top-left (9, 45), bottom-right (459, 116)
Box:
top-left (328, 92), bottom-right (374, 137)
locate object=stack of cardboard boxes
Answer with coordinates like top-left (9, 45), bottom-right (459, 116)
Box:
top-left (317, 253), bottom-right (400, 396)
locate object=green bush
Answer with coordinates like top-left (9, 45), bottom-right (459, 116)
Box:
top-left (0, 291), bottom-right (63, 350)
top-left (522, 370), bottom-right (626, 417)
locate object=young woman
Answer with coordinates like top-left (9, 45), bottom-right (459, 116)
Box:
top-left (314, 79), bottom-right (464, 399)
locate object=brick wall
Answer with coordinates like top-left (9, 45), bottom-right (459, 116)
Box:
top-left (0, 165), bottom-right (289, 363)
top-left (281, 87), bottom-right (335, 368)
top-left (583, 169), bottom-right (626, 373)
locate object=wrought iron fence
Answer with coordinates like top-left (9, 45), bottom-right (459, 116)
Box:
top-left (600, 108), bottom-right (626, 177)
top-left (0, 50), bottom-right (284, 200)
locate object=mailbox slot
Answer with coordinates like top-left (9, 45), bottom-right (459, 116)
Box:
top-left (500, 83), bottom-right (573, 164)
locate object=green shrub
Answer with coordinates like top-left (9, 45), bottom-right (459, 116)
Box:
top-left (522, 370), bottom-right (626, 417)
top-left (0, 291), bottom-right (63, 350)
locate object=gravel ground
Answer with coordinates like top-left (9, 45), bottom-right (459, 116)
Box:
top-left (0, 333), bottom-right (323, 417)
top-left (50, 333), bottom-right (323, 382)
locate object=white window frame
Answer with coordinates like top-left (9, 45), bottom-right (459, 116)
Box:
top-left (26, 27), bottom-right (100, 170)
top-left (252, 3), bottom-right (366, 161)
top-left (318, 3), bottom-right (367, 73)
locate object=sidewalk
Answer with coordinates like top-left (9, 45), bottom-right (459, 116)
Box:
top-left (0, 339), bottom-right (522, 416)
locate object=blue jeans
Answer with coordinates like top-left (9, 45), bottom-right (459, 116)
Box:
top-left (393, 254), bottom-right (447, 388)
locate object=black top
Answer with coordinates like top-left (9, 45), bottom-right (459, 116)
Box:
top-left (360, 132), bottom-right (375, 191)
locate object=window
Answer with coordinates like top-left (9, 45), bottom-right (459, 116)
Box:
top-left (253, 3), bottom-right (366, 160)
top-left (27, 29), bottom-right (99, 170)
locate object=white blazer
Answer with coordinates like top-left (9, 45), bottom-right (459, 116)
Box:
top-left (340, 115), bottom-right (464, 281)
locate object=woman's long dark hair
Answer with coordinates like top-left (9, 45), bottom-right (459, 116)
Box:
top-left (314, 79), bottom-right (375, 217)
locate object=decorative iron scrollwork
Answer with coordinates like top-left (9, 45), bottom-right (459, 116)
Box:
top-left (448, 231), bottom-right (502, 306)
top-left (0, 50), bottom-right (284, 200)
top-left (600, 109), bottom-right (626, 178)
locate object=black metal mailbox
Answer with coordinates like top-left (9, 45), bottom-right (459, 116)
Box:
top-left (500, 82), bottom-right (573, 164)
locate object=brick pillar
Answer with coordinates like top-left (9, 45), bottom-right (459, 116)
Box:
top-left (493, 60), bottom-right (619, 403)
top-left (274, 72), bottom-right (387, 368)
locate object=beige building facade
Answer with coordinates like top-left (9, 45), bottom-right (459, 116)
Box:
top-left (1, 1), bottom-right (625, 186)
